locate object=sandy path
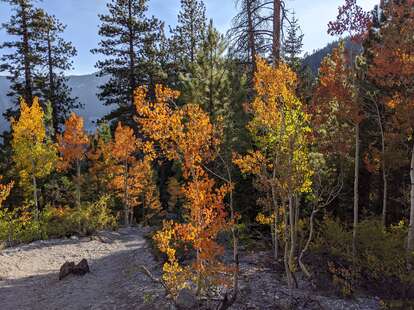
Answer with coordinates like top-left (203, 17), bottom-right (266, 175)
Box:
top-left (0, 228), bottom-right (166, 310)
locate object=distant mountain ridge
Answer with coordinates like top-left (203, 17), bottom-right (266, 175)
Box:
top-left (302, 39), bottom-right (362, 75)
top-left (0, 73), bottom-right (112, 132)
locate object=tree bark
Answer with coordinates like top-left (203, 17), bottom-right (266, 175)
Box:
top-left (128, 0), bottom-right (136, 108)
top-left (272, 0), bottom-right (281, 64)
top-left (407, 142), bottom-right (414, 252)
top-left (124, 160), bottom-right (130, 227)
top-left (76, 159), bottom-right (81, 207)
top-left (271, 185), bottom-right (279, 260)
top-left (21, 1), bottom-right (33, 105)
top-left (283, 201), bottom-right (294, 289)
top-left (32, 173), bottom-right (38, 222)
top-left (374, 102), bottom-right (388, 227)
top-left (46, 28), bottom-right (59, 136)
top-left (299, 208), bottom-right (317, 278)
top-left (246, 0), bottom-right (257, 73)
top-left (352, 123), bottom-right (360, 259)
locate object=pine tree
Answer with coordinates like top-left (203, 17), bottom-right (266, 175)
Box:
top-left (283, 12), bottom-right (304, 71)
top-left (91, 0), bottom-right (164, 125)
top-left (37, 12), bottom-right (79, 135)
top-left (169, 0), bottom-right (207, 70)
top-left (0, 0), bottom-right (44, 118)
top-left (180, 21), bottom-right (230, 121)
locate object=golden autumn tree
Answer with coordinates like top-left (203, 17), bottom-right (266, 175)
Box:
top-left (57, 113), bottom-right (89, 206)
top-left (109, 122), bottom-right (157, 226)
top-left (234, 57), bottom-right (313, 289)
top-left (135, 85), bottom-right (233, 298)
top-left (367, 0), bottom-right (414, 252)
top-left (12, 97), bottom-right (58, 220)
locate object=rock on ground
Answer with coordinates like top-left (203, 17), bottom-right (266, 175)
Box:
top-left (0, 228), bottom-right (170, 310)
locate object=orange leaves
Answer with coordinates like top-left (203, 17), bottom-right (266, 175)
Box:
top-left (57, 113), bottom-right (89, 171)
top-left (311, 44), bottom-right (359, 156)
top-left (111, 122), bottom-right (138, 163)
top-left (136, 83), bottom-right (232, 295)
top-left (367, 2), bottom-right (414, 139)
top-left (135, 85), bottom-right (220, 177)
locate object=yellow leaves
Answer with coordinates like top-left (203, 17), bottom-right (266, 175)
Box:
top-left (135, 85), bottom-right (219, 177)
top-left (0, 177), bottom-right (13, 207)
top-left (256, 212), bottom-right (274, 225)
top-left (235, 58), bottom-right (313, 199)
top-left (57, 113), bottom-right (89, 171)
top-left (12, 97), bottom-right (57, 184)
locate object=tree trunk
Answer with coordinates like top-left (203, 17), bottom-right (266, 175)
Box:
top-left (288, 195), bottom-right (297, 278)
top-left (246, 0), bottom-right (256, 73)
top-left (128, 0), bottom-right (136, 108)
top-left (272, 0), bottom-right (281, 64)
top-left (271, 185), bottom-right (279, 260)
top-left (32, 173), bottom-right (38, 222)
top-left (375, 103), bottom-right (387, 227)
top-left (299, 208), bottom-right (317, 278)
top-left (124, 160), bottom-right (130, 227)
top-left (407, 142), bottom-right (414, 252)
top-left (76, 159), bottom-right (81, 207)
top-left (283, 201), bottom-right (294, 289)
top-left (352, 123), bottom-right (360, 259)
top-left (47, 28), bottom-right (59, 136)
top-left (21, 1), bottom-right (33, 105)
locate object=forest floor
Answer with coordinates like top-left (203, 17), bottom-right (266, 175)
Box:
top-left (0, 227), bottom-right (381, 310)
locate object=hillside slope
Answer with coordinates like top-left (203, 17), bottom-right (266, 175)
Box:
top-left (0, 74), bottom-right (112, 132)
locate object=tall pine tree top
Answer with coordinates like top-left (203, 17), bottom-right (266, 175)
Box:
top-left (91, 0), bottom-right (164, 126)
top-left (37, 12), bottom-right (79, 134)
top-left (0, 0), bottom-right (44, 112)
top-left (283, 12), bottom-right (304, 71)
top-left (169, 0), bottom-right (207, 69)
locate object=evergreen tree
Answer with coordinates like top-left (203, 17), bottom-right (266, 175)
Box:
top-left (283, 12), bottom-right (304, 71)
top-left (169, 0), bottom-right (207, 70)
top-left (91, 0), bottom-right (164, 125)
top-left (0, 0), bottom-right (44, 119)
top-left (181, 20), bottom-right (230, 121)
top-left (37, 13), bottom-right (79, 135)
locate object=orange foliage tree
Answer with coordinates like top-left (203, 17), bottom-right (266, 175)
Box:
top-left (367, 0), bottom-right (414, 252)
top-left (108, 122), bottom-right (158, 226)
top-left (57, 113), bottom-right (89, 206)
top-left (312, 43), bottom-right (361, 258)
top-left (135, 85), bottom-right (233, 297)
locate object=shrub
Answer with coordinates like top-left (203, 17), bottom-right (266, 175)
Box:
top-left (0, 195), bottom-right (118, 245)
top-left (311, 217), bottom-right (414, 300)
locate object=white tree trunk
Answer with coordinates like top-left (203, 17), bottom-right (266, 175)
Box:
top-left (352, 124), bottom-right (360, 259)
top-left (407, 143), bottom-right (414, 252)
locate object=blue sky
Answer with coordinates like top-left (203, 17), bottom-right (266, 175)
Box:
top-left (0, 0), bottom-right (378, 75)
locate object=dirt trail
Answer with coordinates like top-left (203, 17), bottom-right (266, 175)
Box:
top-left (0, 228), bottom-right (166, 310)
top-left (0, 228), bottom-right (380, 310)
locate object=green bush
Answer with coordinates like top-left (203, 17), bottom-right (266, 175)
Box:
top-left (311, 217), bottom-right (414, 300)
top-left (0, 195), bottom-right (118, 245)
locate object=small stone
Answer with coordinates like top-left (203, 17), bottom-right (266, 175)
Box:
top-left (59, 261), bottom-right (75, 280)
top-left (73, 259), bottom-right (90, 276)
